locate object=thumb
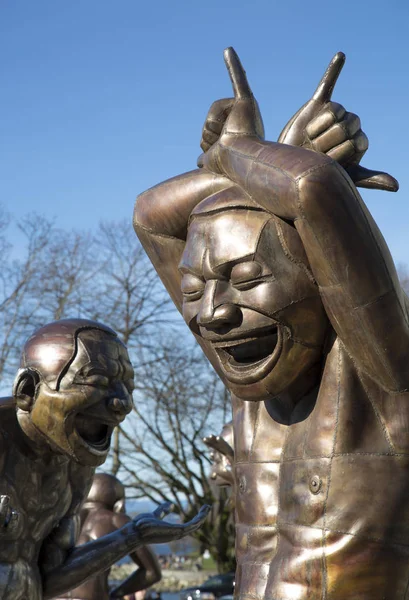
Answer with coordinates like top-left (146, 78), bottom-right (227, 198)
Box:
top-left (346, 164), bottom-right (399, 192)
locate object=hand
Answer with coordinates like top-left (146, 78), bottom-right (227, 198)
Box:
top-left (125, 501), bottom-right (210, 547)
top-left (200, 98), bottom-right (234, 153)
top-left (203, 434), bottom-right (234, 459)
top-left (198, 47), bottom-right (264, 172)
top-left (278, 53), bottom-right (398, 192)
top-left (0, 495), bottom-right (19, 531)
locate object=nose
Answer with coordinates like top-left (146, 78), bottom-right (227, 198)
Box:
top-left (107, 385), bottom-right (133, 417)
top-left (197, 280), bottom-right (242, 331)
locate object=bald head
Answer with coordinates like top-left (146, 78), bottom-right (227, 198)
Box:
top-left (87, 473), bottom-right (125, 510)
top-left (21, 318), bottom-right (120, 391)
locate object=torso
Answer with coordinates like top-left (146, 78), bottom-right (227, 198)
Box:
top-left (0, 403), bottom-right (92, 600)
top-left (233, 337), bottom-right (409, 600)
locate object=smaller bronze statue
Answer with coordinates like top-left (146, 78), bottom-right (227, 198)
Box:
top-left (55, 472), bottom-right (162, 600)
top-left (203, 422), bottom-right (234, 488)
top-left (0, 318), bottom-right (209, 600)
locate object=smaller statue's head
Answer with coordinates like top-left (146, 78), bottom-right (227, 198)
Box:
top-left (84, 473), bottom-right (126, 513)
top-left (180, 191), bottom-right (329, 402)
top-left (13, 319), bottom-right (134, 467)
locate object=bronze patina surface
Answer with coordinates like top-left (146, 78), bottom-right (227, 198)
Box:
top-left (55, 472), bottom-right (161, 600)
top-left (0, 318), bottom-right (209, 600)
top-left (204, 422), bottom-right (234, 488)
top-left (134, 49), bottom-right (406, 599)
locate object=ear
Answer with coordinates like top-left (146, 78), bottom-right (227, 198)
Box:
top-left (12, 368), bottom-right (40, 412)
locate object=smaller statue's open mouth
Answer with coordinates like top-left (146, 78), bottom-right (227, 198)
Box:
top-left (75, 414), bottom-right (113, 451)
top-left (213, 325), bottom-right (282, 384)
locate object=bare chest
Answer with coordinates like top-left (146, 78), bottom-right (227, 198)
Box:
top-left (0, 438), bottom-right (73, 557)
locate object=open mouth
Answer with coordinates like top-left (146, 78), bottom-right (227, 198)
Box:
top-left (74, 414), bottom-right (113, 452)
top-left (213, 325), bottom-right (282, 384)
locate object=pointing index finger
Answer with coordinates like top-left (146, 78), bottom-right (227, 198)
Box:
top-left (312, 52), bottom-right (346, 102)
top-left (224, 47), bottom-right (253, 99)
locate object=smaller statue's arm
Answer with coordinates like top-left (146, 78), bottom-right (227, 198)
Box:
top-left (109, 540), bottom-right (161, 599)
top-left (42, 522), bottom-right (140, 599)
top-left (42, 502), bottom-right (209, 600)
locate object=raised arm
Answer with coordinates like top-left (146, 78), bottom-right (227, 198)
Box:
top-left (199, 48), bottom-right (409, 393)
top-left (134, 169), bottom-right (231, 311)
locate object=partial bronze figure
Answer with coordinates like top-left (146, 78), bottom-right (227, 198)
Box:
top-left (203, 422), bottom-right (234, 488)
top-left (134, 49), bottom-right (407, 599)
top-left (0, 318), bottom-right (209, 600)
top-left (55, 472), bottom-right (161, 600)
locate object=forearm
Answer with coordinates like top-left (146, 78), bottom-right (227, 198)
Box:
top-left (214, 136), bottom-right (409, 389)
top-left (295, 161), bottom-right (409, 389)
top-left (134, 169), bottom-right (230, 239)
top-left (213, 137), bottom-right (302, 219)
top-left (42, 528), bottom-right (138, 599)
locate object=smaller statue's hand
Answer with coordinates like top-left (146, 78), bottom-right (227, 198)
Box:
top-left (203, 434), bottom-right (234, 459)
top-left (198, 47), bottom-right (264, 172)
top-left (126, 502), bottom-right (210, 547)
top-left (0, 495), bottom-right (18, 531)
top-left (279, 53), bottom-right (398, 192)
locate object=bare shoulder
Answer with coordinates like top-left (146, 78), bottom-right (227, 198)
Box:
top-left (83, 508), bottom-right (127, 539)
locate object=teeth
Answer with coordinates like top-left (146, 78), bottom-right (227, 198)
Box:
top-left (213, 335), bottom-right (262, 349)
top-left (217, 331), bottom-right (278, 366)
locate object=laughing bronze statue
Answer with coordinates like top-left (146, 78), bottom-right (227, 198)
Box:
top-left (0, 318), bottom-right (209, 600)
top-left (56, 473), bottom-right (162, 600)
top-left (134, 49), bottom-right (407, 599)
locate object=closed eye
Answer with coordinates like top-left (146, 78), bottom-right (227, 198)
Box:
top-left (182, 289), bottom-right (204, 301)
top-left (233, 275), bottom-right (274, 291)
top-left (82, 375), bottom-right (110, 388)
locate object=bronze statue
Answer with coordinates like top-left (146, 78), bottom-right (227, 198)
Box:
top-left (55, 472), bottom-right (161, 600)
top-left (203, 422), bottom-right (234, 488)
top-left (134, 48), bottom-right (408, 599)
top-left (0, 318), bottom-right (209, 600)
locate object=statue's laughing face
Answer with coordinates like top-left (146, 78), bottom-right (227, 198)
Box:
top-left (180, 208), bottom-right (329, 402)
top-left (15, 322), bottom-right (134, 467)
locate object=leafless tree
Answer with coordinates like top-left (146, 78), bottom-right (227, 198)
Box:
top-left (117, 340), bottom-right (235, 572)
top-left (0, 211), bottom-right (234, 570)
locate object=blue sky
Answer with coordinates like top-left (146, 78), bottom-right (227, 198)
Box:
top-left (1, 0), bottom-right (409, 264)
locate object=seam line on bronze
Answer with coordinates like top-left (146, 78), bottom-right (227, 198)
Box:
top-left (357, 371), bottom-right (395, 453)
top-left (294, 160), bottom-right (335, 182)
top-left (249, 403), bottom-right (261, 463)
top-left (276, 520), bottom-right (409, 547)
top-left (219, 143), bottom-right (295, 182)
top-left (269, 412), bottom-right (292, 588)
top-left (334, 162), bottom-right (405, 389)
top-left (352, 288), bottom-right (393, 311)
top-left (322, 340), bottom-right (341, 597)
top-left (134, 223), bottom-right (179, 241)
